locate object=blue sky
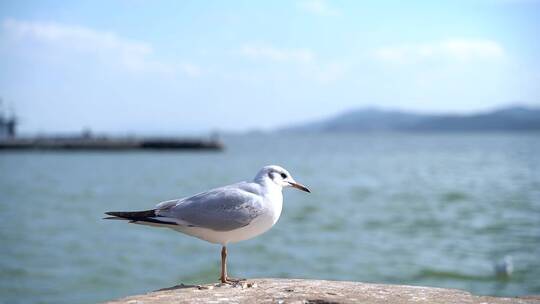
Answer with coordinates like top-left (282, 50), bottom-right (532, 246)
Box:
top-left (0, 0), bottom-right (539, 134)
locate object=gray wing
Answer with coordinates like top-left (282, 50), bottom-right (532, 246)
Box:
top-left (155, 184), bottom-right (265, 231)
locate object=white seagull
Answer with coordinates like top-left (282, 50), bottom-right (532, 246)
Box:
top-left (104, 165), bottom-right (310, 283)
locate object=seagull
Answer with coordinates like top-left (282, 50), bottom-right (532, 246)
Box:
top-left (104, 165), bottom-right (310, 284)
top-left (494, 255), bottom-right (513, 278)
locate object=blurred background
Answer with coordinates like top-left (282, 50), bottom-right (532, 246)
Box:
top-left (0, 1), bottom-right (539, 303)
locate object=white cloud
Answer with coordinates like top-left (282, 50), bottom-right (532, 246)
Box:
top-left (1, 18), bottom-right (201, 76)
top-left (373, 39), bottom-right (505, 64)
top-left (241, 44), bottom-right (315, 63)
top-left (298, 0), bottom-right (340, 16)
top-left (313, 63), bottom-right (347, 84)
top-left (238, 44), bottom-right (347, 84)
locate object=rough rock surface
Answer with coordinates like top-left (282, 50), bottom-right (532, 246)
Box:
top-left (105, 278), bottom-right (540, 304)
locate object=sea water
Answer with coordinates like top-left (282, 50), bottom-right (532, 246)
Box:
top-left (1, 133), bottom-right (539, 303)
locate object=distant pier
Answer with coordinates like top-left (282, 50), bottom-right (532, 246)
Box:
top-left (1, 103), bottom-right (223, 151)
top-left (0, 136), bottom-right (223, 151)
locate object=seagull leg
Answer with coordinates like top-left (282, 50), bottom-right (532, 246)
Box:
top-left (219, 246), bottom-right (245, 284)
top-left (220, 246), bottom-right (228, 283)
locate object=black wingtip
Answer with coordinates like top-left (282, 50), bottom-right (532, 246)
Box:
top-left (104, 210), bottom-right (156, 218)
top-left (104, 211), bottom-right (123, 217)
top-left (103, 216), bottom-right (122, 220)
top-left (102, 209), bottom-right (177, 226)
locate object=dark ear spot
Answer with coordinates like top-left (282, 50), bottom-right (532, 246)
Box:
top-left (268, 172), bottom-right (274, 179)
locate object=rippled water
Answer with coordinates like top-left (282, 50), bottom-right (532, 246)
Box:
top-left (1, 133), bottom-right (539, 303)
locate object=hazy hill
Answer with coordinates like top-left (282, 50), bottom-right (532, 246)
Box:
top-left (282, 106), bottom-right (540, 132)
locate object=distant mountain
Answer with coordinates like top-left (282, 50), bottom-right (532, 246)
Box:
top-left (282, 106), bottom-right (540, 132)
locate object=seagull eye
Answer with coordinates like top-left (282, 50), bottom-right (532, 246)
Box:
top-left (280, 173), bottom-right (287, 179)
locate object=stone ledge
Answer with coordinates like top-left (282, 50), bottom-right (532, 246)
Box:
top-left (105, 278), bottom-right (540, 304)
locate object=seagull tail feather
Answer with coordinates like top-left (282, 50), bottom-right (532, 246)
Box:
top-left (103, 209), bottom-right (178, 226)
top-left (105, 209), bottom-right (156, 219)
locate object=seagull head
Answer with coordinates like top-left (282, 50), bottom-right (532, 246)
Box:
top-left (254, 165), bottom-right (310, 193)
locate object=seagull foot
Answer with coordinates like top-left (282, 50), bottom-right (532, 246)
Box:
top-left (219, 277), bottom-right (247, 286)
top-left (226, 277), bottom-right (246, 283)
